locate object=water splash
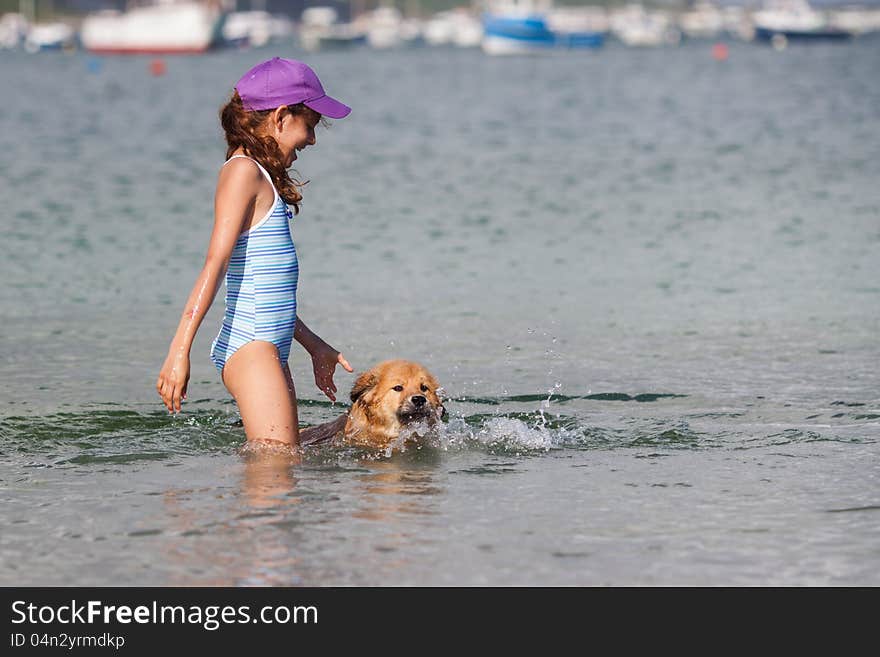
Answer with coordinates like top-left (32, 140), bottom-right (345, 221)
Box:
top-left (1, 392), bottom-right (874, 465)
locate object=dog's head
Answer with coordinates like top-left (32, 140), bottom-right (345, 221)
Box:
top-left (349, 360), bottom-right (445, 432)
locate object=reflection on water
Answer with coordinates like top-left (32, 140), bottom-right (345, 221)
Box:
top-left (162, 450), bottom-right (302, 586)
top-left (351, 452), bottom-right (444, 522)
top-left (240, 447), bottom-right (301, 508)
top-left (156, 448), bottom-right (445, 586)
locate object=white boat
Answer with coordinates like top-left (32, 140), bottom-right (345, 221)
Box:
top-left (452, 11), bottom-right (484, 47)
top-left (298, 6), bottom-right (365, 52)
top-left (423, 9), bottom-right (483, 48)
top-left (24, 21), bottom-right (76, 53)
top-left (610, 4), bottom-right (681, 47)
top-left (364, 6), bottom-right (402, 49)
top-left (0, 13), bottom-right (29, 49)
top-left (752, 0), bottom-right (852, 45)
top-left (222, 10), bottom-right (292, 49)
top-left (678, 1), bottom-right (724, 40)
top-left (829, 7), bottom-right (880, 36)
top-left (360, 5), bottom-right (421, 50)
top-left (546, 6), bottom-right (608, 47)
top-left (721, 6), bottom-right (755, 41)
top-left (80, 1), bottom-right (223, 55)
top-left (423, 11), bottom-right (455, 45)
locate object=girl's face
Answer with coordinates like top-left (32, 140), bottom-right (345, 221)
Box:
top-left (272, 107), bottom-right (320, 168)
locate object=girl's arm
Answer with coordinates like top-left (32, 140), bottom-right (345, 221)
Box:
top-left (156, 160), bottom-right (263, 413)
top-left (294, 316), bottom-right (353, 403)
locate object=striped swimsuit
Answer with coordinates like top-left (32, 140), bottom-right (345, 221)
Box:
top-left (210, 155), bottom-right (299, 372)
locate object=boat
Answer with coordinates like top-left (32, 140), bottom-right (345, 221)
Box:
top-left (298, 6), bottom-right (366, 52)
top-left (721, 5), bottom-right (755, 41)
top-left (677, 1), bottom-right (724, 40)
top-left (609, 4), bottom-right (681, 47)
top-left (752, 0), bottom-right (852, 45)
top-left (361, 6), bottom-right (422, 50)
top-left (481, 0), bottom-right (605, 55)
top-left (80, 1), bottom-right (224, 55)
top-left (546, 7), bottom-right (607, 48)
top-left (482, 14), bottom-right (555, 54)
top-left (423, 9), bottom-right (483, 48)
top-left (221, 10), bottom-right (292, 49)
top-left (828, 6), bottom-right (880, 36)
top-left (24, 21), bottom-right (76, 52)
top-left (451, 11), bottom-right (485, 48)
top-left (0, 13), bottom-right (29, 49)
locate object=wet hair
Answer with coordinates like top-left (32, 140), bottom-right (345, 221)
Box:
top-left (219, 90), bottom-right (315, 214)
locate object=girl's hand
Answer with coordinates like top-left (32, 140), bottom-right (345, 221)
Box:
top-left (310, 342), bottom-right (353, 402)
top-left (157, 349), bottom-right (190, 414)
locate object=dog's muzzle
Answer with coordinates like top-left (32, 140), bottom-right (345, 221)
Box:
top-left (398, 396), bottom-right (440, 423)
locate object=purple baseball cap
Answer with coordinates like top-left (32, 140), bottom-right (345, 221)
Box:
top-left (235, 57), bottom-right (351, 119)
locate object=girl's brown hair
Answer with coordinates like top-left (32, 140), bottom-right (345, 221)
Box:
top-left (219, 90), bottom-right (310, 214)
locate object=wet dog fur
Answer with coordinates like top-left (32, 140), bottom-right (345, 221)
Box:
top-left (300, 360), bottom-right (444, 450)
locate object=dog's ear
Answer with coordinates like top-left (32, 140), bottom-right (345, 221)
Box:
top-left (350, 371), bottom-right (378, 403)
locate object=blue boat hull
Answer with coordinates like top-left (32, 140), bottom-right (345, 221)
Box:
top-left (558, 32), bottom-right (605, 48)
top-left (483, 15), bottom-right (555, 46)
top-left (754, 25), bottom-right (852, 42)
top-left (482, 14), bottom-right (605, 51)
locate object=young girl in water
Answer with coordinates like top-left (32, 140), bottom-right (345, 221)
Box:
top-left (157, 57), bottom-right (353, 447)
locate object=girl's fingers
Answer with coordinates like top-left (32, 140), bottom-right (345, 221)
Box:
top-left (338, 353), bottom-right (353, 372)
top-left (175, 383), bottom-right (186, 413)
top-left (162, 382), bottom-right (174, 413)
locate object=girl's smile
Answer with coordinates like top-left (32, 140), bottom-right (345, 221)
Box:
top-left (276, 108), bottom-right (320, 167)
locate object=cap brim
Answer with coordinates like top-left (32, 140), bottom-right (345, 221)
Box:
top-left (303, 94), bottom-right (351, 119)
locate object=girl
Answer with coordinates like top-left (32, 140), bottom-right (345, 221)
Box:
top-left (156, 57), bottom-right (353, 448)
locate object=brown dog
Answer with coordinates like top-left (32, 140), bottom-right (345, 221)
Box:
top-left (300, 360), bottom-right (445, 450)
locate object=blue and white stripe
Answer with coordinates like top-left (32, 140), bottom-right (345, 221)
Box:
top-left (210, 156), bottom-right (298, 372)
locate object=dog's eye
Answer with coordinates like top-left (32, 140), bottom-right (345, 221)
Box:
top-left (392, 385), bottom-right (404, 392)
top-left (420, 384), bottom-right (429, 392)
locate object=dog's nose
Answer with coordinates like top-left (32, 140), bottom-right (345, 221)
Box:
top-left (411, 395), bottom-right (426, 408)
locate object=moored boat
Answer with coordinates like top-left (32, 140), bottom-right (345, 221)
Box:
top-left (546, 7), bottom-right (607, 48)
top-left (678, 1), bottom-right (724, 40)
top-left (24, 22), bottom-right (76, 52)
top-left (80, 2), bottom-right (223, 55)
top-left (423, 9), bottom-right (483, 48)
top-left (481, 0), bottom-right (605, 55)
top-left (752, 0), bottom-right (852, 45)
top-left (221, 10), bottom-right (292, 49)
top-left (609, 4), bottom-right (681, 47)
top-left (482, 13), bottom-right (556, 54)
top-left (298, 6), bottom-right (366, 52)
top-left (0, 13), bottom-right (29, 49)
top-left (829, 7), bottom-right (880, 36)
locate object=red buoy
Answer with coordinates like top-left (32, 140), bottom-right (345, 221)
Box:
top-left (149, 58), bottom-right (167, 76)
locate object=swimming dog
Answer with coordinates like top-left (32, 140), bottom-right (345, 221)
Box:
top-left (300, 360), bottom-right (445, 449)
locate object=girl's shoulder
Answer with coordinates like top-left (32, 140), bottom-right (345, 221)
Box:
top-left (217, 156), bottom-right (265, 195)
top-left (220, 154), bottom-right (264, 178)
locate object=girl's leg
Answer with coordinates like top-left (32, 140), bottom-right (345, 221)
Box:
top-left (282, 363), bottom-right (298, 417)
top-left (222, 340), bottom-right (300, 446)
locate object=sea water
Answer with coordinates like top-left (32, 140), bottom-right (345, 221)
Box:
top-left (1, 40), bottom-right (878, 585)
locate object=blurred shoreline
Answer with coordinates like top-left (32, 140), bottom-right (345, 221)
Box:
top-left (3, 0), bottom-right (880, 55)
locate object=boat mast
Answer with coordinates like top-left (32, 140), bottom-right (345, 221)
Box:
top-left (19, 0), bottom-right (35, 23)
